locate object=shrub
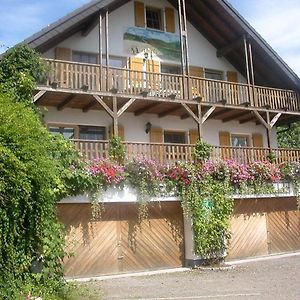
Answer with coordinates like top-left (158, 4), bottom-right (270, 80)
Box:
top-left (0, 93), bottom-right (82, 298)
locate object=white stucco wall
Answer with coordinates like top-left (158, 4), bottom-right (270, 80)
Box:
top-left (43, 0), bottom-right (245, 82)
top-left (43, 107), bottom-right (277, 148)
top-left (41, 0), bottom-right (278, 147)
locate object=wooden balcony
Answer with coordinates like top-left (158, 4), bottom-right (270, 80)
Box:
top-left (39, 59), bottom-right (300, 113)
top-left (72, 139), bottom-right (300, 164)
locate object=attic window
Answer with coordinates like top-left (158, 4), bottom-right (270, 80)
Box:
top-left (146, 7), bottom-right (163, 30)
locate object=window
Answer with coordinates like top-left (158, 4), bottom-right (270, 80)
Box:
top-left (205, 69), bottom-right (224, 80)
top-left (48, 126), bottom-right (76, 139)
top-left (164, 131), bottom-right (186, 144)
top-left (73, 51), bottom-right (98, 64)
top-left (79, 126), bottom-right (106, 141)
top-left (231, 135), bottom-right (249, 147)
top-left (161, 64), bottom-right (181, 74)
top-left (107, 56), bottom-right (126, 68)
top-left (146, 7), bottom-right (163, 30)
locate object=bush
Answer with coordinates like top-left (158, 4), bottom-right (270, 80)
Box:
top-left (0, 93), bottom-right (82, 299)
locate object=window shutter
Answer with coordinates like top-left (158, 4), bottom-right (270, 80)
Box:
top-left (227, 71), bottom-right (238, 83)
top-left (219, 131), bottom-right (231, 146)
top-left (150, 127), bottom-right (163, 143)
top-left (147, 60), bottom-right (160, 73)
top-left (135, 1), bottom-right (145, 27)
top-left (55, 47), bottom-right (72, 61)
top-left (165, 7), bottom-right (175, 33)
top-left (252, 133), bottom-right (263, 148)
top-left (189, 66), bottom-right (204, 78)
top-left (189, 129), bottom-right (199, 144)
top-left (129, 57), bottom-right (144, 71)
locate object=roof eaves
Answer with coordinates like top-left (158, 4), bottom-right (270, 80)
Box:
top-left (23, 0), bottom-right (111, 47)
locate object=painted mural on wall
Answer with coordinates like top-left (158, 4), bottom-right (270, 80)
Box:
top-left (124, 27), bottom-right (181, 62)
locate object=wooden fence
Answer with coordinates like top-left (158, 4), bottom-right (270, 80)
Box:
top-left (42, 59), bottom-right (300, 112)
top-left (71, 139), bottom-right (300, 164)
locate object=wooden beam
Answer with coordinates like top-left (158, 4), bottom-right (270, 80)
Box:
top-left (222, 111), bottom-right (250, 123)
top-left (180, 113), bottom-right (189, 120)
top-left (33, 90), bottom-right (46, 103)
top-left (158, 105), bottom-right (181, 118)
top-left (270, 113), bottom-right (282, 128)
top-left (239, 116), bottom-right (256, 124)
top-left (134, 103), bottom-right (161, 116)
top-left (93, 95), bottom-right (113, 117)
top-left (217, 36), bottom-right (244, 57)
top-left (82, 16), bottom-right (99, 37)
top-left (201, 106), bottom-right (215, 124)
top-left (211, 108), bottom-right (232, 118)
top-left (57, 94), bottom-right (76, 111)
top-left (117, 98), bottom-right (136, 117)
top-left (181, 103), bottom-right (201, 124)
top-left (82, 100), bottom-right (96, 113)
top-left (253, 110), bottom-right (269, 129)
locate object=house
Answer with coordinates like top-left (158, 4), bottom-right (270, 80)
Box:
top-left (22, 0), bottom-right (300, 277)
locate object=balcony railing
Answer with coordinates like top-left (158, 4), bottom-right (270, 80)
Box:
top-left (41, 59), bottom-right (300, 112)
top-left (71, 139), bottom-right (300, 164)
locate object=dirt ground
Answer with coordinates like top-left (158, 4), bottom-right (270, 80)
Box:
top-left (82, 254), bottom-right (300, 300)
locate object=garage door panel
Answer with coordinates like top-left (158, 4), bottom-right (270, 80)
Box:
top-left (57, 202), bottom-right (184, 277)
top-left (58, 204), bottom-right (119, 277)
top-left (120, 202), bottom-right (184, 272)
top-left (268, 210), bottom-right (300, 254)
top-left (227, 213), bottom-right (268, 259)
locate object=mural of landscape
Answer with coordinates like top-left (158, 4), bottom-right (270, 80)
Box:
top-left (124, 27), bottom-right (181, 61)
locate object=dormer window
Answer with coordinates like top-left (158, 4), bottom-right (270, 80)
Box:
top-left (146, 7), bottom-right (163, 30)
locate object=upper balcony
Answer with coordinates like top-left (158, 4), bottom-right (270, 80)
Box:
top-left (37, 59), bottom-right (300, 114)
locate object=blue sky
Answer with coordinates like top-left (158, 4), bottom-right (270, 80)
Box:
top-left (0, 0), bottom-right (299, 76)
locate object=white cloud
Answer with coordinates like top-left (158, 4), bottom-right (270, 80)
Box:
top-left (230, 0), bottom-right (300, 77)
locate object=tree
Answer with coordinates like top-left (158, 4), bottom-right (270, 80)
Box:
top-left (0, 44), bottom-right (48, 106)
top-left (0, 45), bottom-right (84, 299)
top-left (277, 122), bottom-right (300, 149)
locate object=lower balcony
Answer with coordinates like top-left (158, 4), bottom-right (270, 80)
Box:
top-left (71, 139), bottom-right (300, 164)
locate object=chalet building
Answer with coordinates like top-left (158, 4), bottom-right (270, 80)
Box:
top-left (21, 0), bottom-right (300, 277)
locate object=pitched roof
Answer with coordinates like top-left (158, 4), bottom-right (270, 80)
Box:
top-left (23, 0), bottom-right (300, 90)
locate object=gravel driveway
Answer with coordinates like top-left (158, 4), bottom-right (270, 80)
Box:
top-left (84, 253), bottom-right (300, 300)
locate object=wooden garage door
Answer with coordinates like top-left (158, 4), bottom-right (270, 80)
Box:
top-left (227, 197), bottom-right (300, 260)
top-left (57, 202), bottom-right (184, 277)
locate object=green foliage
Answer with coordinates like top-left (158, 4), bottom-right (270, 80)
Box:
top-left (108, 135), bottom-right (126, 163)
top-left (193, 139), bottom-right (212, 162)
top-left (0, 93), bottom-right (83, 298)
top-left (266, 151), bottom-right (276, 163)
top-left (177, 165), bottom-right (234, 261)
top-left (277, 122), bottom-right (300, 149)
top-left (0, 44), bottom-right (49, 106)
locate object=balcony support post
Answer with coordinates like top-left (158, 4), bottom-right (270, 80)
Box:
top-left (112, 96), bottom-right (118, 137)
top-left (177, 0), bottom-right (190, 100)
top-left (243, 35), bottom-right (253, 106)
top-left (266, 111), bottom-right (272, 149)
top-left (98, 12), bottom-right (103, 90)
top-left (104, 10), bottom-right (109, 91)
top-left (197, 104), bottom-right (202, 139)
top-left (248, 40), bottom-right (257, 107)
